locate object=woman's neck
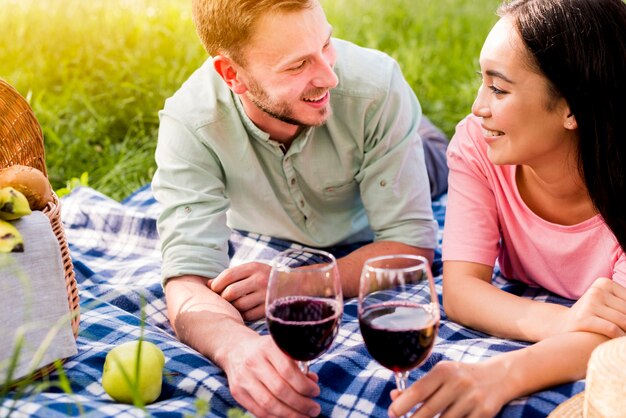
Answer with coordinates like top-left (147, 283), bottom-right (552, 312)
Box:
top-left (516, 162), bottom-right (596, 225)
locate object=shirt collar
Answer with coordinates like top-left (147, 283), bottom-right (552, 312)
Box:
top-left (232, 92), bottom-right (313, 153)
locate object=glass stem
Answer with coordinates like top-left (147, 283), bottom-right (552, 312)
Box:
top-left (394, 371), bottom-right (409, 392)
top-left (394, 371), bottom-right (410, 418)
top-left (297, 361), bottom-right (309, 375)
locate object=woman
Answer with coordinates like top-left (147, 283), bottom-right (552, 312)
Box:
top-left (390, 0), bottom-right (626, 416)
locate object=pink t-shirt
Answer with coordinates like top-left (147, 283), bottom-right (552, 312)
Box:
top-left (442, 114), bottom-right (626, 299)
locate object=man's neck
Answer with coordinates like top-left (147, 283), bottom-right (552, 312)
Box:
top-left (240, 95), bottom-right (303, 144)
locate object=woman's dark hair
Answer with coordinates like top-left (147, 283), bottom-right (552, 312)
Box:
top-left (499, 0), bottom-right (626, 251)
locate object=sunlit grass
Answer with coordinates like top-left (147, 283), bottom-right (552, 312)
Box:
top-left (1, 0), bottom-right (206, 199)
top-left (1, 0), bottom-right (499, 200)
top-left (324, 0), bottom-right (499, 134)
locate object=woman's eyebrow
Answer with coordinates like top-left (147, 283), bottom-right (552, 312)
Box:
top-left (486, 69), bottom-right (515, 84)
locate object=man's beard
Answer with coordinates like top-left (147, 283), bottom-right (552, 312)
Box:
top-left (246, 78), bottom-right (331, 128)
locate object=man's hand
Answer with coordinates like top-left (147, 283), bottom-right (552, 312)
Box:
top-left (554, 277), bottom-right (626, 338)
top-left (165, 275), bottom-right (321, 417)
top-left (209, 262), bottom-right (272, 321)
top-left (224, 334), bottom-right (322, 418)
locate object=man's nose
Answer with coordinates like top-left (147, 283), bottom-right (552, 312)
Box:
top-left (312, 58), bottom-right (338, 89)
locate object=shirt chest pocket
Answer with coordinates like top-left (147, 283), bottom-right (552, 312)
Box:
top-left (321, 179), bottom-right (360, 208)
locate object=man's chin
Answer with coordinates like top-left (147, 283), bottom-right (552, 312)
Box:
top-left (272, 105), bottom-right (332, 128)
top-left (305, 107), bottom-right (332, 127)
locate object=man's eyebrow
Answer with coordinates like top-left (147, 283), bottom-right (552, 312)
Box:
top-left (486, 69), bottom-right (515, 84)
top-left (282, 27), bottom-right (333, 66)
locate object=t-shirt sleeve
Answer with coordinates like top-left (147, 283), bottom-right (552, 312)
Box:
top-left (442, 115), bottom-right (501, 266)
top-left (612, 247), bottom-right (626, 287)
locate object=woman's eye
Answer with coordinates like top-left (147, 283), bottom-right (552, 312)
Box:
top-left (488, 85), bottom-right (506, 95)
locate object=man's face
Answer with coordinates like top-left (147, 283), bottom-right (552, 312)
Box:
top-left (236, 2), bottom-right (338, 132)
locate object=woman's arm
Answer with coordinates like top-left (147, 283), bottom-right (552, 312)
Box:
top-left (443, 261), bottom-right (626, 342)
top-left (388, 260), bottom-right (626, 417)
top-left (389, 331), bottom-right (607, 418)
top-left (442, 261), bottom-right (568, 342)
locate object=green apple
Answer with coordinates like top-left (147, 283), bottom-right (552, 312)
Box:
top-left (102, 340), bottom-right (165, 405)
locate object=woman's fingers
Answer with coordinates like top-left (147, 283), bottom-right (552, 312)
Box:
top-left (390, 362), bottom-right (506, 418)
top-left (389, 365), bottom-right (444, 417)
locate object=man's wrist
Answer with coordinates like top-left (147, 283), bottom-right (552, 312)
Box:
top-left (211, 320), bottom-right (260, 371)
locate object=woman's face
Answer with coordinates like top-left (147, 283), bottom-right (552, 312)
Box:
top-left (472, 16), bottom-right (577, 168)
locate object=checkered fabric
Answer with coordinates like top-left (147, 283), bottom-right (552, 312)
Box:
top-left (0, 185), bottom-right (584, 417)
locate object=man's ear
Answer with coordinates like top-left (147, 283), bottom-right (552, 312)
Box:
top-left (213, 55), bottom-right (248, 94)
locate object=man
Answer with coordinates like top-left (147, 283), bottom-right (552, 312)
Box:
top-left (152, 0), bottom-right (445, 416)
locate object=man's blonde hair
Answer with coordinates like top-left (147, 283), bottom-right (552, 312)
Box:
top-left (192, 0), bottom-right (315, 64)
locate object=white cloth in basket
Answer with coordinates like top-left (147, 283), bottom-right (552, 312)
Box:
top-left (0, 211), bottom-right (77, 383)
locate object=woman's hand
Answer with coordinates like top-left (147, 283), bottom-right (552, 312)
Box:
top-left (388, 361), bottom-right (509, 418)
top-left (555, 277), bottom-right (626, 338)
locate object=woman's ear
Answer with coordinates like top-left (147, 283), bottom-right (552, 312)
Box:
top-left (213, 55), bottom-right (248, 94)
top-left (564, 112), bottom-right (578, 130)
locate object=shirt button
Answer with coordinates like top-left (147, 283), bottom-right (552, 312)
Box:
top-left (300, 199), bottom-right (305, 207)
top-left (290, 178), bottom-right (296, 186)
top-left (380, 180), bottom-right (387, 187)
top-left (184, 206), bottom-right (192, 214)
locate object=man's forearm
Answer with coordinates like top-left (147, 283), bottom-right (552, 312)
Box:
top-left (336, 241), bottom-right (434, 298)
top-left (164, 275), bottom-right (259, 370)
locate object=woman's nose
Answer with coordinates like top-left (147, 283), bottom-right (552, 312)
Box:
top-left (471, 85), bottom-right (490, 117)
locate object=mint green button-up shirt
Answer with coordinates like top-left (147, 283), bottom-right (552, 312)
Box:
top-left (153, 39), bottom-right (438, 281)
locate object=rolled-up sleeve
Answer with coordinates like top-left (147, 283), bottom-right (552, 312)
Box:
top-left (356, 61), bottom-right (438, 249)
top-left (152, 111), bottom-right (231, 284)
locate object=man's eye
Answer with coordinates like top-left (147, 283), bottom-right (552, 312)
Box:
top-left (289, 61), bottom-right (306, 71)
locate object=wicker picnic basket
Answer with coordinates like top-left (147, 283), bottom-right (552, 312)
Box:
top-left (0, 78), bottom-right (80, 381)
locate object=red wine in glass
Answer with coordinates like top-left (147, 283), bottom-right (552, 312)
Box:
top-left (359, 301), bottom-right (438, 372)
top-left (267, 296), bottom-right (341, 362)
top-left (266, 248), bottom-right (343, 374)
top-left (358, 254), bottom-right (440, 396)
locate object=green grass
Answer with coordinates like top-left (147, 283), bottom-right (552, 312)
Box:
top-left (0, 0), bottom-right (500, 201)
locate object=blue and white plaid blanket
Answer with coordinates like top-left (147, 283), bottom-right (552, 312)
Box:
top-left (0, 185), bottom-right (584, 417)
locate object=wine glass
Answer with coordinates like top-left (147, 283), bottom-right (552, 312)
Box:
top-left (265, 248), bottom-right (343, 374)
top-left (358, 254), bottom-right (439, 394)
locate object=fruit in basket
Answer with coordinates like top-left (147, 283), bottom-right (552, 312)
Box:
top-left (0, 187), bottom-right (32, 220)
top-left (0, 219), bottom-right (24, 253)
top-left (102, 340), bottom-right (165, 405)
top-left (0, 165), bottom-right (53, 211)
